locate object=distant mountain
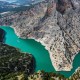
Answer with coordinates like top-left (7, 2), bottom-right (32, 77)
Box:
top-left (0, 0), bottom-right (45, 13)
top-left (0, 1), bottom-right (20, 13)
top-left (15, 0), bottom-right (45, 5)
top-left (6, 0), bottom-right (17, 3)
top-left (0, 1), bottom-right (10, 6)
top-left (16, 0), bottom-right (32, 5)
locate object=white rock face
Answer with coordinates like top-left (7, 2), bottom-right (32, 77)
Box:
top-left (1, 0), bottom-right (80, 71)
top-left (11, 0), bottom-right (80, 71)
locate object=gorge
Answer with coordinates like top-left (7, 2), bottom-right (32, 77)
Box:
top-left (0, 0), bottom-right (80, 79)
top-left (0, 26), bottom-right (80, 78)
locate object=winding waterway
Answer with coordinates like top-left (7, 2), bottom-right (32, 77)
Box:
top-left (0, 26), bottom-right (80, 78)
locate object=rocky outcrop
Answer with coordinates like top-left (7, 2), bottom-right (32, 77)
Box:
top-left (0, 0), bottom-right (80, 71)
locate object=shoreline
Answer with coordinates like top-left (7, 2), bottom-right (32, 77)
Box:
top-left (1, 26), bottom-right (80, 78)
top-left (11, 26), bottom-right (73, 71)
top-left (0, 28), bottom-right (6, 42)
top-left (12, 26), bottom-right (80, 72)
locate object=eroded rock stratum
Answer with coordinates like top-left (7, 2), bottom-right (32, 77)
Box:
top-left (0, 0), bottom-right (80, 71)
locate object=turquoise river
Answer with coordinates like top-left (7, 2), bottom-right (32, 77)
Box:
top-left (0, 26), bottom-right (80, 78)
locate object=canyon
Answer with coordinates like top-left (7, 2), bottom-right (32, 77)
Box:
top-left (0, 0), bottom-right (80, 71)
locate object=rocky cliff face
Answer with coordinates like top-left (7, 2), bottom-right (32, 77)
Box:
top-left (0, 0), bottom-right (80, 71)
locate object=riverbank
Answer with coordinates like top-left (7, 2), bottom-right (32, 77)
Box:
top-left (0, 0), bottom-right (80, 72)
top-left (1, 26), bottom-right (80, 78)
top-left (0, 26), bottom-right (55, 72)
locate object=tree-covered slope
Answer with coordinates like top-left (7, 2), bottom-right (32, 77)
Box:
top-left (0, 43), bottom-right (34, 80)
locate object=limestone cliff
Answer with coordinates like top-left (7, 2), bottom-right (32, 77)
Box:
top-left (0, 0), bottom-right (80, 71)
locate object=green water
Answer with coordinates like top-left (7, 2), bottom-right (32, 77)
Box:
top-left (59, 53), bottom-right (80, 77)
top-left (0, 26), bottom-right (55, 72)
top-left (0, 26), bottom-right (80, 78)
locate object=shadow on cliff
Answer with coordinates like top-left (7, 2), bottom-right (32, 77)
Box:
top-left (0, 28), bottom-right (6, 43)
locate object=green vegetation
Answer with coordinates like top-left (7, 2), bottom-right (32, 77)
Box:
top-left (69, 67), bottom-right (80, 80)
top-left (0, 43), bottom-right (80, 80)
top-left (28, 70), bottom-right (80, 80)
top-left (0, 43), bottom-right (34, 80)
top-left (28, 71), bottom-right (67, 80)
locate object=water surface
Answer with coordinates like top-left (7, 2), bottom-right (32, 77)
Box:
top-left (0, 26), bottom-right (80, 78)
top-left (0, 26), bottom-right (55, 72)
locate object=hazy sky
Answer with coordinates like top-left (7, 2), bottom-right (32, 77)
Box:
top-left (0, 0), bottom-right (44, 3)
top-left (0, 0), bottom-right (17, 2)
